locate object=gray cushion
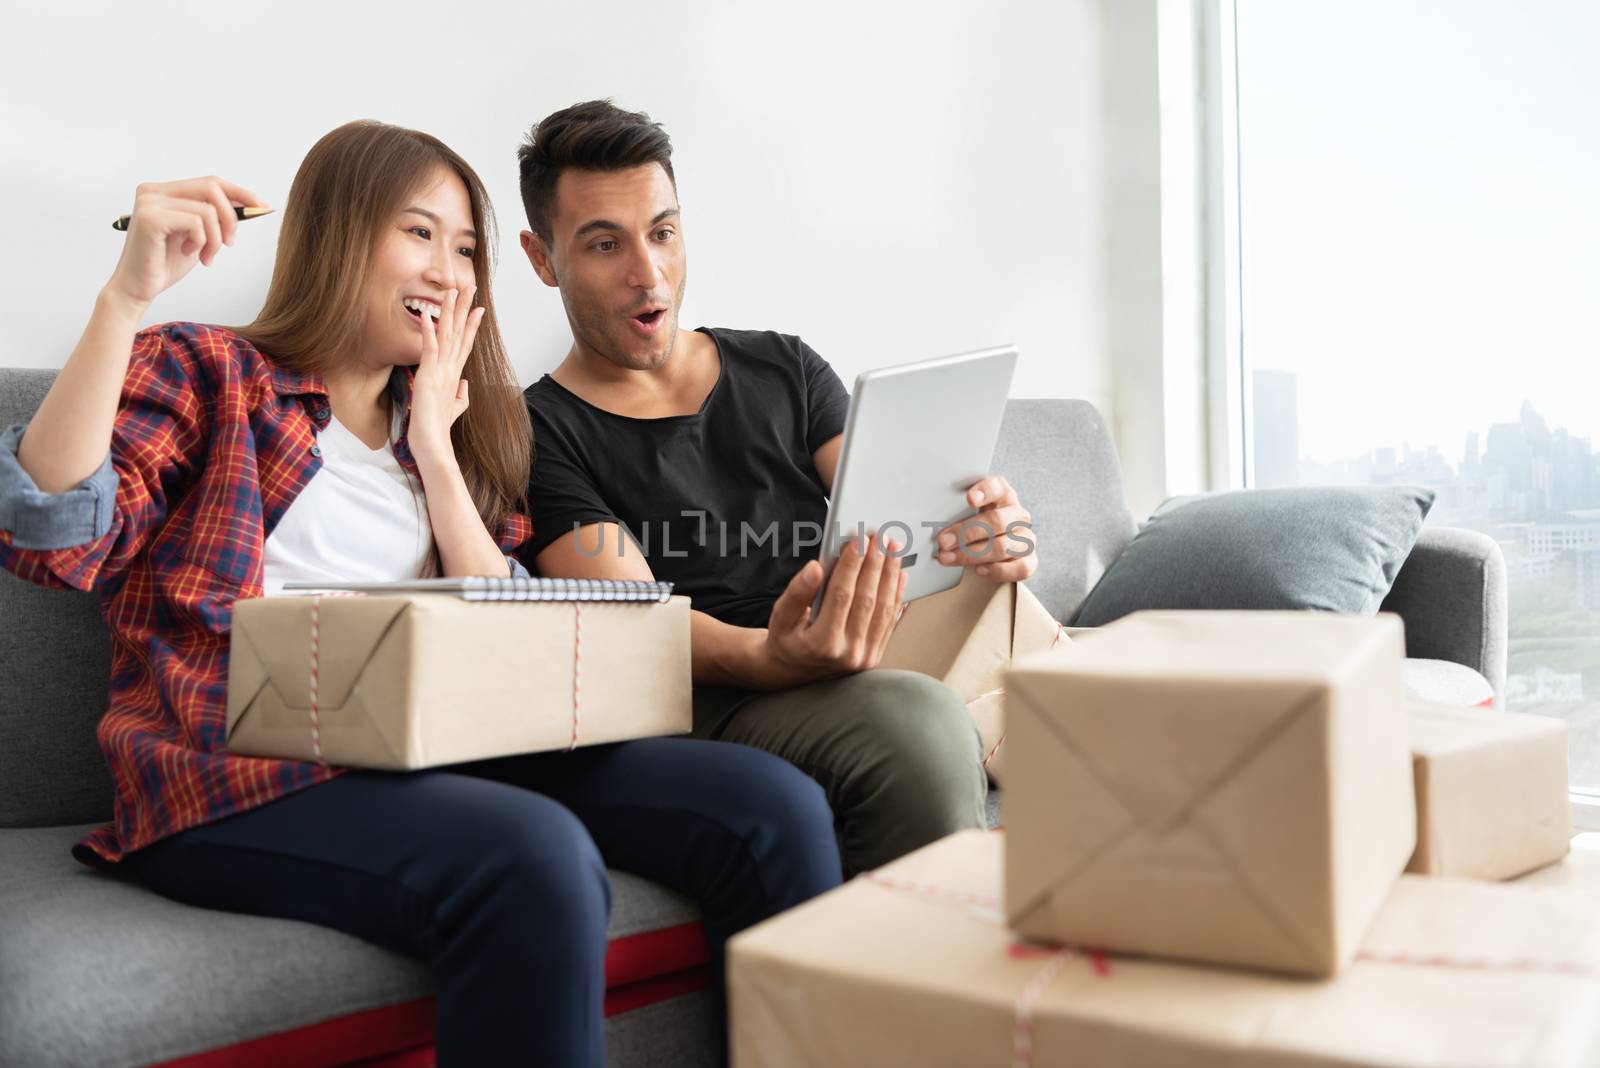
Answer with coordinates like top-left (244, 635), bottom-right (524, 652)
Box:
top-left (0, 824), bottom-right (706, 1068)
top-left (1071, 486), bottom-right (1436, 627)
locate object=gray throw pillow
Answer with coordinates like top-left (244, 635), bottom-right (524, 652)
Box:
top-left (1070, 485), bottom-right (1435, 627)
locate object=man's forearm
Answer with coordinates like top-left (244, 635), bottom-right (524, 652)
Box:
top-left (692, 609), bottom-right (786, 689)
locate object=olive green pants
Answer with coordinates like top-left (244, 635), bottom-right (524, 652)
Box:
top-left (693, 669), bottom-right (988, 876)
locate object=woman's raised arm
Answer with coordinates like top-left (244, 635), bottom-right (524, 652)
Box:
top-left (18, 177), bottom-right (266, 492)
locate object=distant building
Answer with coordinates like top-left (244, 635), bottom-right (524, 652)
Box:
top-left (1373, 447), bottom-right (1397, 482)
top-left (1484, 421), bottom-right (1534, 505)
top-left (1580, 548), bottom-right (1600, 612)
top-left (1252, 369), bottom-right (1299, 488)
top-left (1506, 554), bottom-right (1559, 582)
top-left (1551, 430), bottom-right (1598, 511)
top-left (1526, 522), bottom-right (1600, 557)
top-left (1396, 444), bottom-right (1453, 485)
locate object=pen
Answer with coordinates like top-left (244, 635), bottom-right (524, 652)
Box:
top-left (111, 206), bottom-right (274, 232)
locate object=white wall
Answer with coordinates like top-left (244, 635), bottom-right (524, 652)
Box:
top-left (0, 0), bottom-right (1139, 437)
top-left (1102, 0), bottom-right (1169, 519)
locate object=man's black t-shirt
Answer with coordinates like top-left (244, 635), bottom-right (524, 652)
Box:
top-left (520, 327), bottom-right (851, 629)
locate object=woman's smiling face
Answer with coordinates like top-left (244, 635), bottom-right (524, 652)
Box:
top-left (360, 166), bottom-right (479, 366)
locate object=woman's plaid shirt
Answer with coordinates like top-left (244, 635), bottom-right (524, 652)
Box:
top-left (0, 323), bottom-right (531, 865)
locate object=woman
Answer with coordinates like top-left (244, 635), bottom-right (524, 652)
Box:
top-left (0, 121), bottom-right (841, 1066)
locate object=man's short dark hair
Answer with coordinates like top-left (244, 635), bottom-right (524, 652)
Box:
top-left (518, 100), bottom-right (676, 241)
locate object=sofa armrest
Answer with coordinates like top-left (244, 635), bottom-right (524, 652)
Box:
top-left (1378, 525), bottom-right (1507, 700)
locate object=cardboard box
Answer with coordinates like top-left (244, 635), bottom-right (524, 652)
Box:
top-left (1516, 833), bottom-right (1600, 892)
top-left (1004, 611), bottom-right (1415, 977)
top-left (730, 831), bottom-right (1600, 1068)
top-left (227, 593), bottom-right (691, 768)
top-left (1407, 704), bottom-right (1570, 879)
top-left (879, 573), bottom-right (1066, 782)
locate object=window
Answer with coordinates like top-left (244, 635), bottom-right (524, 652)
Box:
top-left (1230, 1), bottom-right (1600, 794)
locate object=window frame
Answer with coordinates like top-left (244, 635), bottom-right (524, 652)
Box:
top-left (1195, 0), bottom-right (1248, 494)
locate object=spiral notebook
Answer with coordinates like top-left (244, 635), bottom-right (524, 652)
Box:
top-left (281, 576), bottom-right (676, 603)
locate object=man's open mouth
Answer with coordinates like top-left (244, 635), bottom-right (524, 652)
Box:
top-left (633, 308), bottom-right (666, 327)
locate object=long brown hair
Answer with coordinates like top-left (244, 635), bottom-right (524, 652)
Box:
top-left (238, 120), bottom-right (530, 534)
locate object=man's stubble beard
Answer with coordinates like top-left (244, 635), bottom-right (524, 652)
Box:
top-left (566, 269), bottom-right (688, 373)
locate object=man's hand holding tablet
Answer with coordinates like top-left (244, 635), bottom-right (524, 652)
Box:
top-left (757, 533), bottom-right (908, 688)
top-left (935, 474), bottom-right (1037, 583)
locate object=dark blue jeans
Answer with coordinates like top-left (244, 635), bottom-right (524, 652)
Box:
top-left (121, 738), bottom-right (842, 1067)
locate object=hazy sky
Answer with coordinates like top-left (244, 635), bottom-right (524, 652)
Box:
top-left (1236, 1), bottom-right (1599, 464)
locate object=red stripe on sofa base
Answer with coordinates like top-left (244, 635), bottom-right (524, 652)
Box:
top-left (149, 922), bottom-right (711, 1067)
top-left (604, 921), bottom-right (710, 987)
top-left (331, 968), bottom-right (719, 1068)
top-left (151, 999), bottom-right (436, 1068)
top-left (151, 969), bottom-right (715, 1068)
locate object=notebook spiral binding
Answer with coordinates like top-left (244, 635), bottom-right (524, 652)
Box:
top-left (467, 576), bottom-right (675, 603)
top-left (281, 576), bottom-right (676, 603)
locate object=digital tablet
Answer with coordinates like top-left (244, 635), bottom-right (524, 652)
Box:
top-left (814, 344), bottom-right (1019, 609)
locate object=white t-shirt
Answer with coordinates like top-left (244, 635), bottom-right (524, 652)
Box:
top-left (261, 410), bottom-right (433, 596)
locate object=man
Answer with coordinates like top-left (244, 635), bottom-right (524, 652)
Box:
top-left (515, 100), bottom-right (1038, 875)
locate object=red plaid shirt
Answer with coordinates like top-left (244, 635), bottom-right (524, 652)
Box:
top-left (0, 323), bottom-right (531, 865)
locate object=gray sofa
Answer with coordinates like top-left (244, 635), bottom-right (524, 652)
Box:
top-left (0, 371), bottom-right (1506, 1067)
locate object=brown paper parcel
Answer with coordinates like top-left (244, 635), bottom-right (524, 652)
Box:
top-left (878, 572), bottom-right (1066, 782)
top-left (1517, 833), bottom-right (1600, 892)
top-left (1407, 704), bottom-right (1570, 880)
top-left (1004, 611), bottom-right (1416, 977)
top-left (227, 593), bottom-right (691, 769)
top-left (730, 830), bottom-right (1600, 1068)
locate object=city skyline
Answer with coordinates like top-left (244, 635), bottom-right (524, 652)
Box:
top-left (1285, 402), bottom-right (1597, 485)
top-left (1253, 366), bottom-right (1600, 525)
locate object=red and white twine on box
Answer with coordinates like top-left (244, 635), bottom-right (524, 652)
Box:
top-left (1355, 947), bottom-right (1596, 976)
top-left (862, 872), bottom-right (1001, 911)
top-left (1011, 945), bottom-right (1077, 1068)
top-left (308, 596), bottom-right (326, 765)
top-left (567, 602), bottom-right (583, 752)
top-left (860, 868), bottom-right (1107, 1068)
top-left (1007, 943), bottom-right (1112, 1066)
top-left (306, 592), bottom-right (364, 767)
top-left (975, 622), bottom-right (1071, 771)
top-left (978, 697), bottom-right (1008, 771)
top-left (302, 588), bottom-right (360, 764)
